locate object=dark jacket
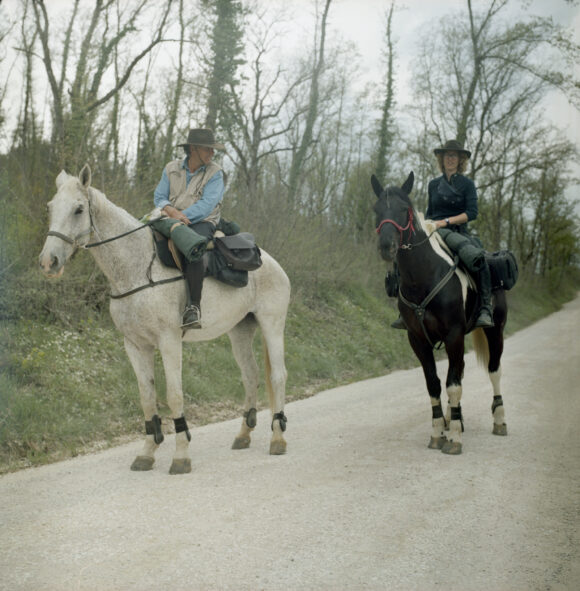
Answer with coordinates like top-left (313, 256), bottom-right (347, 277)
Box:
top-left (426, 173), bottom-right (478, 234)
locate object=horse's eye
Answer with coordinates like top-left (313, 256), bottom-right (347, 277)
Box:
top-left (75, 205), bottom-right (84, 215)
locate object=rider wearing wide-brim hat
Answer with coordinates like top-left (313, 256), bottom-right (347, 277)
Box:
top-left (426, 139), bottom-right (494, 328)
top-left (153, 128), bottom-right (226, 330)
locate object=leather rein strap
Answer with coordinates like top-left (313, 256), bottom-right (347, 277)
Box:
top-left (398, 256), bottom-right (459, 349)
top-left (47, 214), bottom-right (183, 300)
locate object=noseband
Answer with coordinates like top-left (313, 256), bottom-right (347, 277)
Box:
top-left (376, 207), bottom-right (416, 249)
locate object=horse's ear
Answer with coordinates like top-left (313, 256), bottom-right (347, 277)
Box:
top-left (401, 171), bottom-right (414, 195)
top-left (371, 174), bottom-right (384, 198)
top-left (79, 164), bottom-right (92, 189)
top-left (56, 170), bottom-right (69, 189)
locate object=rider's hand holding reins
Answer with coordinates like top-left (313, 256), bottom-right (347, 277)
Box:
top-left (162, 205), bottom-right (190, 225)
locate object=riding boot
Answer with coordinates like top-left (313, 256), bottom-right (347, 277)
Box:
top-left (181, 259), bottom-right (204, 330)
top-left (475, 263), bottom-right (494, 328)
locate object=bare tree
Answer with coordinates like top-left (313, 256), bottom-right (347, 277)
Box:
top-left (287, 0), bottom-right (332, 205)
top-left (29, 0), bottom-right (172, 170)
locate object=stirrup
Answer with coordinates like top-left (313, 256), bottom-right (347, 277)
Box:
top-left (391, 316), bottom-right (407, 330)
top-left (181, 304), bottom-right (202, 329)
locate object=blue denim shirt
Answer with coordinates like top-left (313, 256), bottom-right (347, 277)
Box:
top-left (153, 157), bottom-right (224, 224)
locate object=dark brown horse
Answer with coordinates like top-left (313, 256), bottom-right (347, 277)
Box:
top-left (371, 172), bottom-right (508, 454)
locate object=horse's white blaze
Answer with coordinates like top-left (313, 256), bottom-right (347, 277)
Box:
top-left (40, 168), bottom-right (291, 470)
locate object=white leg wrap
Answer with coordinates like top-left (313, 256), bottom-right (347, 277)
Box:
top-left (489, 368), bottom-right (505, 425)
top-left (446, 384), bottom-right (463, 443)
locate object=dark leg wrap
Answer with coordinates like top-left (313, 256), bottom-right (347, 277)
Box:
top-left (173, 416), bottom-right (191, 442)
top-left (432, 404), bottom-right (444, 419)
top-left (450, 405), bottom-right (465, 432)
top-left (244, 407), bottom-right (257, 429)
top-left (145, 414), bottom-right (164, 445)
top-left (492, 395), bottom-right (503, 414)
top-left (272, 411), bottom-right (287, 432)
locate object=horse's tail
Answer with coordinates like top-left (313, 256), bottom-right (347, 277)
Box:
top-left (472, 327), bottom-right (490, 368)
top-left (262, 336), bottom-right (275, 411)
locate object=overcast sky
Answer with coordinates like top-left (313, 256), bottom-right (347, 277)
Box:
top-left (2, 0), bottom-right (578, 158)
top-left (283, 0), bottom-right (580, 149)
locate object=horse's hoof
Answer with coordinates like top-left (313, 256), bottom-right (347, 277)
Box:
top-left (130, 456), bottom-right (155, 471)
top-left (169, 458), bottom-right (192, 475)
top-left (232, 436), bottom-right (251, 450)
top-left (269, 440), bottom-right (287, 455)
top-left (441, 441), bottom-right (462, 455)
top-left (428, 436), bottom-right (447, 449)
top-left (493, 423), bottom-right (508, 436)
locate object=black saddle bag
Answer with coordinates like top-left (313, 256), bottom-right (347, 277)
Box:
top-left (485, 250), bottom-right (519, 291)
top-left (214, 232), bottom-right (262, 271)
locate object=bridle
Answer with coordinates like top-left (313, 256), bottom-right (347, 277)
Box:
top-left (44, 187), bottom-right (181, 299)
top-left (375, 206), bottom-right (417, 249)
top-left (46, 187), bottom-right (151, 251)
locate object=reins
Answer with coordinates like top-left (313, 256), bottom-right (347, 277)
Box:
top-left (375, 203), bottom-right (458, 349)
top-left (46, 190), bottom-right (184, 299)
top-left (109, 234), bottom-right (184, 300)
top-left (398, 256), bottom-right (459, 349)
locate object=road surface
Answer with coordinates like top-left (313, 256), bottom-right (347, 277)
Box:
top-left (1, 296), bottom-right (579, 591)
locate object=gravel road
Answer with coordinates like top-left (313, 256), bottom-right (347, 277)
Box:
top-left (1, 296), bottom-right (579, 591)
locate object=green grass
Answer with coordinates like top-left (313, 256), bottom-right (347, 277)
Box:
top-left (1, 273), bottom-right (578, 473)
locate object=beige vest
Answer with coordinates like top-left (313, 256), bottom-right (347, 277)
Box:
top-left (165, 160), bottom-right (222, 226)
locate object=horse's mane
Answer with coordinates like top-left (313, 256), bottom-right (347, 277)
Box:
top-left (88, 184), bottom-right (140, 227)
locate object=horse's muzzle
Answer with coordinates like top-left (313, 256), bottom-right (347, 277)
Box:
top-left (379, 243), bottom-right (397, 262)
top-left (39, 246), bottom-right (65, 278)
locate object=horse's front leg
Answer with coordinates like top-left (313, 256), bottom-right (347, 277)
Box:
top-left (124, 338), bottom-right (161, 471)
top-left (159, 333), bottom-right (191, 475)
top-left (408, 331), bottom-right (446, 450)
top-left (442, 331), bottom-right (465, 455)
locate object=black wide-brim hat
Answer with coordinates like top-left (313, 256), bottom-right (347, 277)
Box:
top-left (178, 128), bottom-right (225, 151)
top-left (433, 139), bottom-right (471, 159)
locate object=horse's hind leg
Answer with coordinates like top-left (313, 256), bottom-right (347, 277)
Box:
top-left (124, 338), bottom-right (160, 471)
top-left (485, 330), bottom-right (507, 436)
top-left (228, 316), bottom-right (259, 450)
top-left (259, 318), bottom-right (288, 455)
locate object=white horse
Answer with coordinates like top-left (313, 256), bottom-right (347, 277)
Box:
top-left (39, 164), bottom-right (290, 474)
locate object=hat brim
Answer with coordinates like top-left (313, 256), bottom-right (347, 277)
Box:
top-left (178, 142), bottom-right (226, 151)
top-left (434, 148), bottom-right (471, 158)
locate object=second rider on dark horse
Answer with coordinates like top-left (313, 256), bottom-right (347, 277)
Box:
top-left (390, 139), bottom-right (494, 330)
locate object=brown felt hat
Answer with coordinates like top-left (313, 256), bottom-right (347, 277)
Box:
top-left (433, 139), bottom-right (471, 158)
top-left (178, 128), bottom-right (225, 151)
